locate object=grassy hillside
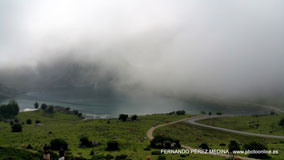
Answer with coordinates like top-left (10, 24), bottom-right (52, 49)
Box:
top-left (199, 114), bottom-right (284, 136)
top-left (155, 117), bottom-right (284, 160)
top-left (0, 111), bottom-right (227, 160)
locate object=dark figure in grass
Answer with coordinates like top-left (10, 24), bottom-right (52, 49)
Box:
top-left (43, 144), bottom-right (51, 160)
top-left (59, 147), bottom-right (65, 160)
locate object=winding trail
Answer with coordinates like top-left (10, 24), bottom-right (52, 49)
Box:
top-left (146, 117), bottom-right (256, 160)
top-left (187, 115), bottom-right (284, 139)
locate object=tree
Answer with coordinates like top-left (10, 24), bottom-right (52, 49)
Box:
top-left (8, 100), bottom-right (19, 116)
top-left (119, 114), bottom-right (128, 121)
top-left (279, 118), bottom-right (284, 127)
top-left (228, 141), bottom-right (240, 160)
top-left (41, 103), bottom-right (47, 110)
top-left (11, 123), bottom-right (22, 132)
top-left (131, 115), bottom-right (138, 121)
top-left (106, 141), bottom-right (119, 151)
top-left (50, 138), bottom-right (68, 150)
top-left (34, 102), bottom-right (39, 109)
top-left (26, 119), bottom-right (32, 124)
top-left (0, 100), bottom-right (19, 118)
top-left (244, 142), bottom-right (269, 159)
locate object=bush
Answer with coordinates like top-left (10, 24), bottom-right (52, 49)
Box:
top-left (200, 111), bottom-right (206, 115)
top-left (11, 123), bottom-right (22, 132)
top-left (228, 141), bottom-right (240, 153)
top-left (216, 112), bottom-right (222, 115)
top-left (151, 151), bottom-right (161, 155)
top-left (279, 118), bottom-right (284, 127)
top-left (208, 112), bottom-right (212, 115)
top-left (47, 106), bottom-right (54, 113)
top-left (199, 143), bottom-right (210, 150)
top-left (244, 142), bottom-right (269, 159)
top-left (73, 110), bottom-right (79, 115)
top-left (119, 114), bottom-right (128, 121)
top-left (90, 151), bottom-right (94, 156)
top-left (150, 135), bottom-right (181, 149)
top-left (35, 120), bottom-right (41, 124)
top-left (131, 115), bottom-right (138, 121)
top-left (41, 103), bottom-right (47, 110)
top-left (158, 155), bottom-right (166, 160)
top-left (80, 136), bottom-right (92, 147)
top-left (106, 141), bottom-right (119, 151)
top-left (176, 110), bottom-right (186, 115)
top-left (50, 138), bottom-right (68, 150)
top-left (26, 119), bottom-right (32, 124)
top-left (115, 154), bottom-right (127, 160)
top-left (26, 144), bottom-right (33, 149)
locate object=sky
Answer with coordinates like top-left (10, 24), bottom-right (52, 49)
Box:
top-left (0, 0), bottom-right (284, 98)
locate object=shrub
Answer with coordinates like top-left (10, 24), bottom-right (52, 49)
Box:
top-left (47, 106), bottom-right (54, 113)
top-left (11, 123), bottom-right (22, 132)
top-left (41, 103), bottom-right (47, 110)
top-left (279, 118), bottom-right (284, 127)
top-left (90, 150), bottom-right (94, 156)
top-left (115, 154), bottom-right (127, 160)
top-left (131, 115), bottom-right (138, 121)
top-left (50, 138), bottom-right (68, 150)
top-left (35, 120), bottom-right (41, 124)
top-left (26, 144), bottom-right (33, 149)
top-left (244, 142), bottom-right (269, 159)
top-left (199, 143), bottom-right (210, 150)
top-left (158, 155), bottom-right (166, 160)
top-left (106, 141), bottom-right (119, 151)
top-left (150, 135), bottom-right (181, 149)
top-left (26, 119), bottom-right (32, 124)
top-left (73, 110), bottom-right (79, 115)
top-left (208, 112), bottom-right (212, 115)
top-left (119, 114), bottom-right (128, 121)
top-left (200, 111), bottom-right (206, 115)
top-left (80, 136), bottom-right (92, 147)
top-left (176, 110), bottom-right (186, 115)
top-left (216, 112), bottom-right (222, 115)
top-left (151, 151), bottom-right (161, 155)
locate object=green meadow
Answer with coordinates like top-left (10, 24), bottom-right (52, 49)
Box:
top-left (199, 114), bottom-right (284, 136)
top-left (155, 117), bottom-right (284, 160)
top-left (0, 111), bottom-right (226, 160)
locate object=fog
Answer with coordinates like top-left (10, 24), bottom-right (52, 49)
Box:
top-left (0, 0), bottom-right (284, 100)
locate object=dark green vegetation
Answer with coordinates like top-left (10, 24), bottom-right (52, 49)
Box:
top-left (155, 118), bottom-right (284, 160)
top-left (200, 114), bottom-right (284, 136)
top-left (0, 110), bottom-right (227, 160)
top-left (0, 100), bottom-right (19, 119)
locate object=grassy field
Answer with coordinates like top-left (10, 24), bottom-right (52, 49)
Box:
top-left (154, 119), bottom-right (284, 160)
top-left (199, 114), bottom-right (284, 136)
top-left (0, 110), bottom-right (227, 160)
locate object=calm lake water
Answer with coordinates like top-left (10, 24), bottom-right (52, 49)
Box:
top-left (0, 90), bottom-right (270, 118)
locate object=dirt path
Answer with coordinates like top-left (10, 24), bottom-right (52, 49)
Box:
top-left (146, 117), bottom-right (256, 160)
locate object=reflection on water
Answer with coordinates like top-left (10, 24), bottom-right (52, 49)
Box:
top-left (0, 90), bottom-right (271, 117)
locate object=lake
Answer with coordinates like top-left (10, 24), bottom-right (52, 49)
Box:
top-left (0, 90), bottom-right (271, 118)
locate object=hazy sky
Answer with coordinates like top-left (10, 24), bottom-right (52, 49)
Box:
top-left (0, 0), bottom-right (283, 98)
